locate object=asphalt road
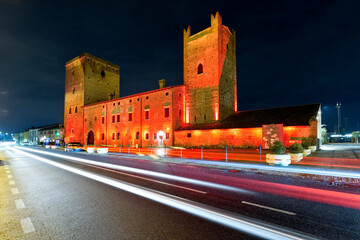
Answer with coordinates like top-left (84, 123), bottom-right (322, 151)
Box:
top-left (1, 146), bottom-right (359, 239)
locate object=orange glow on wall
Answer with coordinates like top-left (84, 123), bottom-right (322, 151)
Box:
top-left (186, 109), bottom-right (189, 123)
top-left (215, 109), bottom-right (219, 121)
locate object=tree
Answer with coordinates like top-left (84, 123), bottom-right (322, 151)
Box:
top-left (352, 131), bottom-right (360, 144)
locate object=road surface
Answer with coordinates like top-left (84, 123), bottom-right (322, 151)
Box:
top-left (1, 146), bottom-right (359, 239)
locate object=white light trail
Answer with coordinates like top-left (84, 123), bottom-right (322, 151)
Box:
top-left (14, 146), bottom-right (251, 194)
top-left (12, 147), bottom-right (315, 240)
top-left (184, 159), bottom-right (360, 179)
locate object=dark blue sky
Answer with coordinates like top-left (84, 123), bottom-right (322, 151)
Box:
top-left (0, 0), bottom-right (359, 133)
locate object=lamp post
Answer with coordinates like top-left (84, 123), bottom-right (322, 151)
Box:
top-left (336, 102), bottom-right (341, 134)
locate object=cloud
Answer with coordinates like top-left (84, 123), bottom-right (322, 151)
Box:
top-left (0, 109), bottom-right (8, 116)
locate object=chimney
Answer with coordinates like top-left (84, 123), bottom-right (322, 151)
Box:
top-left (159, 79), bottom-right (166, 89)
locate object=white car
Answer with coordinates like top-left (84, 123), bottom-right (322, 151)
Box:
top-left (45, 142), bottom-right (58, 149)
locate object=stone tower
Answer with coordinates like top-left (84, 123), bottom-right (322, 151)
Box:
top-left (64, 53), bottom-right (120, 144)
top-left (183, 12), bottom-right (236, 124)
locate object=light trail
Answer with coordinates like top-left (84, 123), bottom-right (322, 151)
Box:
top-left (72, 159), bottom-right (207, 194)
top-left (13, 147), bottom-right (360, 209)
top-left (12, 147), bottom-right (315, 240)
top-left (181, 159), bottom-right (360, 179)
top-left (109, 147), bottom-right (360, 169)
top-left (13, 146), bottom-right (251, 194)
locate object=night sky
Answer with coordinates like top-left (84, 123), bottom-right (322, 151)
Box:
top-left (0, 0), bottom-right (359, 134)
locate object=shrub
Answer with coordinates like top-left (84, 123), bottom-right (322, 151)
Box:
top-left (270, 141), bottom-right (286, 155)
top-left (289, 142), bottom-right (304, 154)
top-left (308, 135), bottom-right (317, 146)
top-left (301, 137), bottom-right (310, 149)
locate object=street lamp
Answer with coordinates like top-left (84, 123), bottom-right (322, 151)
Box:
top-left (335, 102), bottom-right (341, 134)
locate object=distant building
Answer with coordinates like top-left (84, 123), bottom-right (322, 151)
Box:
top-left (29, 127), bottom-right (39, 145)
top-left (64, 12), bottom-right (321, 148)
top-left (36, 124), bottom-right (64, 145)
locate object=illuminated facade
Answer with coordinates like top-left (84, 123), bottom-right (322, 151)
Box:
top-left (64, 12), bottom-right (321, 148)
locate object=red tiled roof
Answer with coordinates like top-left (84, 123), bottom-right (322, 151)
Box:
top-left (177, 103), bottom-right (321, 131)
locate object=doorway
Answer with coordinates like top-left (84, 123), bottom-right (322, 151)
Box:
top-left (87, 131), bottom-right (95, 145)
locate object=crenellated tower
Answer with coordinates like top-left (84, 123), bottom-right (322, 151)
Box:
top-left (183, 12), bottom-right (236, 124)
top-left (64, 53), bottom-right (120, 144)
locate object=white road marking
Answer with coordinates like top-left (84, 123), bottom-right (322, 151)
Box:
top-left (79, 161), bottom-right (207, 194)
top-left (5, 166), bottom-right (9, 169)
top-left (11, 188), bottom-right (19, 195)
top-left (9, 180), bottom-right (15, 185)
top-left (21, 218), bottom-right (35, 234)
top-left (7, 174), bottom-right (12, 179)
top-left (15, 199), bottom-right (25, 209)
top-left (242, 201), bottom-right (296, 216)
top-left (6, 170), bottom-right (10, 173)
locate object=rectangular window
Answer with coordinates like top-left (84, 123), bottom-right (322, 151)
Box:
top-left (153, 133), bottom-right (157, 139)
top-left (166, 133), bottom-right (170, 139)
top-left (102, 117), bottom-right (105, 124)
top-left (117, 115), bottom-right (120, 122)
top-left (117, 132), bottom-right (120, 140)
top-left (128, 113), bottom-right (132, 121)
top-left (136, 131), bottom-right (139, 139)
top-left (187, 133), bottom-right (191, 138)
top-left (112, 133), bottom-right (115, 140)
top-left (145, 133), bottom-right (149, 140)
top-left (102, 133), bottom-right (105, 140)
top-left (112, 115), bottom-right (115, 123)
top-left (164, 107), bottom-right (169, 118)
top-left (145, 110), bottom-right (149, 120)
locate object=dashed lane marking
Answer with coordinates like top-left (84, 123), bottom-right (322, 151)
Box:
top-left (242, 201), bottom-right (296, 216)
top-left (9, 180), bottom-right (15, 185)
top-left (7, 174), bottom-right (12, 179)
top-left (15, 199), bottom-right (25, 209)
top-left (6, 170), bottom-right (10, 173)
top-left (11, 188), bottom-right (19, 195)
top-left (21, 218), bottom-right (35, 234)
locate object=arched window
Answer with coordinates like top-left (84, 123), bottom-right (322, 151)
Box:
top-left (69, 108), bottom-right (71, 114)
top-left (75, 106), bottom-right (78, 113)
top-left (197, 64), bottom-right (203, 74)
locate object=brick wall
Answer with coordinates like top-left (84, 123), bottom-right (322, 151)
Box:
top-left (183, 12), bottom-right (235, 124)
top-left (174, 128), bottom-right (263, 148)
top-left (175, 125), bottom-right (313, 148)
top-left (83, 86), bottom-right (185, 147)
top-left (64, 53), bottom-right (120, 144)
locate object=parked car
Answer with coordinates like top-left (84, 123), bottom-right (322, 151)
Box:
top-left (45, 142), bottom-right (58, 149)
top-left (65, 142), bottom-right (84, 152)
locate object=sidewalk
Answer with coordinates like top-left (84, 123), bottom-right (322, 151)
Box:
top-left (106, 144), bottom-right (360, 170)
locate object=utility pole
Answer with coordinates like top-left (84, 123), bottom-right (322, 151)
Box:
top-left (336, 102), bottom-right (341, 134)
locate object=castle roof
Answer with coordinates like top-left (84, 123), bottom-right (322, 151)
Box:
top-left (65, 52), bottom-right (119, 68)
top-left (177, 103), bottom-right (321, 131)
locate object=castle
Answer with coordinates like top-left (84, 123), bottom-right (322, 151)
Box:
top-left (64, 12), bottom-right (321, 148)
